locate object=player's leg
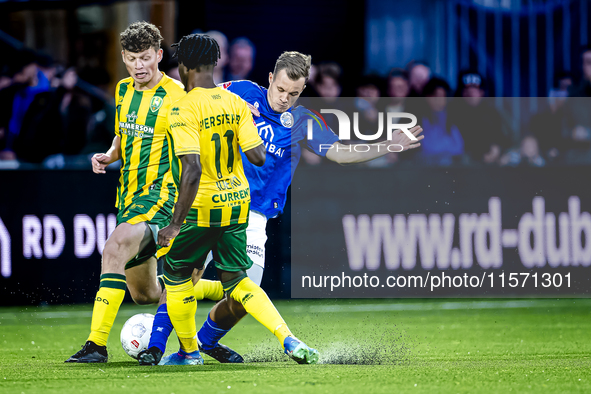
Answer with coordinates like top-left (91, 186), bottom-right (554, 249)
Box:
top-left (143, 267), bottom-right (205, 361)
top-left (196, 211), bottom-right (267, 357)
top-left (244, 210), bottom-right (268, 286)
top-left (66, 222), bottom-right (155, 363)
top-left (125, 256), bottom-right (162, 304)
top-left (140, 219), bottom-right (215, 365)
top-left (211, 222), bottom-right (319, 364)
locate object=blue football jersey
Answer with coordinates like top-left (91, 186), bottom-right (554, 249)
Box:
top-left (222, 80), bottom-right (339, 218)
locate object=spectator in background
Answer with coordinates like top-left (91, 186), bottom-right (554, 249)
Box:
top-left (354, 74), bottom-right (397, 167)
top-left (563, 46), bottom-right (591, 163)
top-left (406, 60), bottom-right (431, 97)
top-left (451, 70), bottom-right (510, 164)
top-left (416, 77), bottom-right (463, 166)
top-left (500, 134), bottom-right (546, 167)
top-left (354, 74), bottom-right (382, 135)
top-left (13, 67), bottom-right (92, 163)
top-left (36, 52), bottom-right (57, 87)
top-left (227, 37), bottom-right (255, 81)
top-left (0, 48), bottom-right (50, 160)
top-left (314, 62), bottom-right (342, 102)
top-left (385, 68), bottom-right (410, 111)
top-left (205, 30), bottom-right (229, 84)
top-left (569, 46), bottom-right (591, 97)
top-left (555, 70), bottom-right (573, 95)
top-left (527, 71), bottom-right (571, 163)
top-left (75, 66), bottom-right (115, 157)
top-left (160, 43), bottom-right (180, 81)
top-left (301, 62), bottom-right (343, 166)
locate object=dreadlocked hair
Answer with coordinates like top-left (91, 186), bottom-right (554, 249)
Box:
top-left (172, 34), bottom-right (220, 70)
top-left (120, 21), bottom-right (162, 53)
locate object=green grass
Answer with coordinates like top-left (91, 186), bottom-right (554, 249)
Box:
top-left (1, 299), bottom-right (590, 393)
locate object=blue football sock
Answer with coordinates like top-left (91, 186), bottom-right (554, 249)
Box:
top-left (149, 303), bottom-right (173, 354)
top-left (197, 315), bottom-right (230, 351)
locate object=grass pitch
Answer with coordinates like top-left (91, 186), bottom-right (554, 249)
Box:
top-left (1, 298), bottom-right (590, 393)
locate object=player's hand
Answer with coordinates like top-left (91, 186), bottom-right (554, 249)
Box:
top-left (389, 125), bottom-right (424, 151)
top-left (92, 153), bottom-right (111, 174)
top-left (246, 102), bottom-right (260, 118)
top-left (158, 224), bottom-right (181, 247)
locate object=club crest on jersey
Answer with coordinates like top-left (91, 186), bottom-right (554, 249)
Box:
top-left (280, 112), bottom-right (293, 128)
top-left (221, 81), bottom-right (232, 89)
top-left (150, 96), bottom-right (163, 113)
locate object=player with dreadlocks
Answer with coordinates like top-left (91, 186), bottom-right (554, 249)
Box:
top-left (138, 33), bottom-right (319, 366)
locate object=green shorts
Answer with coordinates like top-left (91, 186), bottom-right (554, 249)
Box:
top-left (163, 209), bottom-right (253, 281)
top-left (117, 191), bottom-right (174, 270)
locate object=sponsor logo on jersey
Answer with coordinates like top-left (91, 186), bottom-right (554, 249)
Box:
top-left (254, 101), bottom-right (259, 109)
top-left (183, 295), bottom-right (196, 304)
top-left (171, 107), bottom-right (180, 115)
top-left (280, 112), bottom-right (293, 128)
top-left (126, 111), bottom-right (138, 123)
top-left (221, 82), bottom-right (232, 89)
top-left (150, 96), bottom-right (164, 112)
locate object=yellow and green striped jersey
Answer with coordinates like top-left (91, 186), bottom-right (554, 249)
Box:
top-left (114, 73), bottom-right (186, 211)
top-left (166, 86), bottom-right (263, 227)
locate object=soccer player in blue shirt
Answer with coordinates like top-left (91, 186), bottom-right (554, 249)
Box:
top-left (142, 51), bottom-right (423, 365)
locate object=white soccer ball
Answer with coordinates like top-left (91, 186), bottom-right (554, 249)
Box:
top-left (120, 313), bottom-right (154, 359)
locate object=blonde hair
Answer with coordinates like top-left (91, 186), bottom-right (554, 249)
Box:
top-left (273, 51), bottom-right (312, 83)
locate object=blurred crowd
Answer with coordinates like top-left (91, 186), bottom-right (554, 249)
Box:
top-left (2, 29), bottom-right (591, 169)
top-left (0, 48), bottom-right (114, 167)
top-left (301, 46), bottom-right (591, 168)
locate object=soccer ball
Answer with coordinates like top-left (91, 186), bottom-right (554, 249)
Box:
top-left (120, 313), bottom-right (154, 359)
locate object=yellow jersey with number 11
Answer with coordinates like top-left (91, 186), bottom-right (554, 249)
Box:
top-left (166, 86), bottom-right (263, 227)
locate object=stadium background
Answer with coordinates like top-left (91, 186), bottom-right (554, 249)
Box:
top-left (1, 0), bottom-right (591, 305)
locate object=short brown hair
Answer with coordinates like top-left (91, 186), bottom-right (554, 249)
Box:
top-left (273, 51), bottom-right (311, 83)
top-left (120, 21), bottom-right (162, 53)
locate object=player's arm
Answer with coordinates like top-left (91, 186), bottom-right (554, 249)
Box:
top-left (325, 125), bottom-right (424, 164)
top-left (91, 135), bottom-right (121, 174)
top-left (158, 154), bottom-right (201, 247)
top-left (243, 144), bottom-right (266, 166)
top-left (158, 103), bottom-right (201, 246)
top-left (237, 99), bottom-right (266, 167)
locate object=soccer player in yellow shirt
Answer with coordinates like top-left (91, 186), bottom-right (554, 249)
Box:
top-left (66, 22), bottom-right (185, 363)
top-left (139, 33), bottom-right (318, 366)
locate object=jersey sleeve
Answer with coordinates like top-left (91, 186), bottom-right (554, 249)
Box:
top-left (219, 80), bottom-right (258, 97)
top-left (236, 100), bottom-right (263, 152)
top-left (294, 107), bottom-right (340, 157)
top-left (167, 102), bottom-right (200, 156)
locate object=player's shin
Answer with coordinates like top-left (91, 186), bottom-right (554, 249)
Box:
top-left (147, 303), bottom-right (173, 354)
top-left (87, 274), bottom-right (126, 346)
top-left (229, 277), bottom-right (293, 348)
top-left (197, 314), bottom-right (232, 351)
top-left (164, 276), bottom-right (198, 353)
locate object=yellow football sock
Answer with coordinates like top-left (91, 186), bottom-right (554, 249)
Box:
top-left (165, 275), bottom-right (198, 353)
top-left (87, 273), bottom-right (126, 347)
top-left (194, 279), bottom-right (224, 301)
top-left (230, 277), bottom-right (293, 347)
